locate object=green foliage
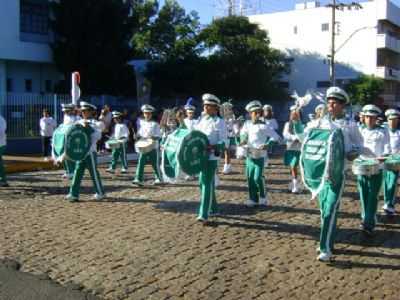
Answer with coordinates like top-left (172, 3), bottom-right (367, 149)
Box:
top-left (346, 75), bottom-right (385, 106)
top-left (50, 0), bottom-right (138, 95)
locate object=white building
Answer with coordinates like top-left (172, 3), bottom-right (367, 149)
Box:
top-left (249, 0), bottom-right (400, 106)
top-left (0, 0), bottom-right (60, 103)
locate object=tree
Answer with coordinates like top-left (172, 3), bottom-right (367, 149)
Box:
top-left (346, 75), bottom-right (385, 106)
top-left (198, 15), bottom-right (289, 101)
top-left (50, 0), bottom-right (139, 95)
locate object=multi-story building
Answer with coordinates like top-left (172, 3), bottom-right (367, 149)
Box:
top-left (0, 0), bottom-right (60, 102)
top-left (249, 0), bottom-right (400, 106)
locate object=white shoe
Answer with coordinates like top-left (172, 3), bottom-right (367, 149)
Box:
top-left (121, 168), bottom-right (127, 173)
top-left (245, 200), bottom-right (257, 207)
top-left (105, 168), bottom-right (115, 174)
top-left (153, 179), bottom-right (163, 185)
top-left (94, 193), bottom-right (105, 200)
top-left (317, 252), bottom-right (332, 262)
top-left (259, 197), bottom-right (268, 206)
top-left (222, 164), bottom-right (232, 174)
top-left (382, 204), bottom-right (395, 215)
top-left (291, 179), bottom-right (300, 193)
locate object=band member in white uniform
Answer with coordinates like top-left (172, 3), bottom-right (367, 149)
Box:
top-left (183, 98), bottom-right (198, 131)
top-left (106, 111), bottom-right (129, 174)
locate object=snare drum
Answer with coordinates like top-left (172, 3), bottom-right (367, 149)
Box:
top-left (352, 158), bottom-right (381, 176)
top-left (383, 155), bottom-right (400, 171)
top-left (248, 147), bottom-right (266, 159)
top-left (135, 138), bottom-right (155, 154)
top-left (106, 139), bottom-right (122, 150)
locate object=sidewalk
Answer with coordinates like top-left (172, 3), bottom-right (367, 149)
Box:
top-left (4, 153), bottom-right (139, 174)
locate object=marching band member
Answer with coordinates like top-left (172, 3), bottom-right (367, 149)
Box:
top-left (0, 113), bottom-right (8, 187)
top-left (221, 101), bottom-right (236, 175)
top-left (67, 102), bottom-right (105, 202)
top-left (314, 103), bottom-right (326, 120)
top-left (293, 87), bottom-right (363, 262)
top-left (183, 98), bottom-right (198, 131)
top-left (132, 104), bottom-right (163, 186)
top-left (60, 103), bottom-right (78, 179)
top-left (106, 111), bottom-right (129, 174)
top-left (263, 104), bottom-right (279, 156)
top-left (357, 104), bottom-right (391, 234)
top-left (283, 105), bottom-right (302, 193)
top-left (195, 93), bottom-right (227, 223)
top-left (382, 109), bottom-right (400, 215)
top-left (241, 101), bottom-right (281, 207)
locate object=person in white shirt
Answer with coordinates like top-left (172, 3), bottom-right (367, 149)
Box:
top-left (133, 105), bottom-right (162, 186)
top-left (221, 101), bottom-right (236, 175)
top-left (0, 114), bottom-right (8, 187)
top-left (263, 104), bottom-right (279, 156)
top-left (283, 106), bottom-right (302, 193)
top-left (106, 111), bottom-right (129, 174)
top-left (357, 104), bottom-right (391, 235)
top-left (195, 93), bottom-right (227, 223)
top-left (240, 101), bottom-right (281, 207)
top-left (292, 86), bottom-right (364, 262)
top-left (39, 109), bottom-right (57, 161)
top-left (67, 102), bottom-right (105, 202)
top-left (183, 98), bottom-right (198, 131)
top-left (382, 109), bottom-right (400, 215)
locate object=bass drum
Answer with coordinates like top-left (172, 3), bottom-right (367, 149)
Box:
top-left (162, 129), bottom-right (209, 178)
top-left (53, 123), bottom-right (92, 162)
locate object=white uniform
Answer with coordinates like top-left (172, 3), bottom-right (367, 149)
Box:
top-left (184, 118), bottom-right (198, 131)
top-left (241, 120), bottom-right (281, 158)
top-left (0, 115), bottom-right (6, 147)
top-left (113, 123), bottom-right (129, 140)
top-left (283, 122), bottom-right (301, 151)
top-left (387, 128), bottom-right (400, 154)
top-left (76, 119), bottom-right (102, 153)
top-left (63, 114), bottom-right (79, 125)
top-left (265, 118), bottom-right (278, 132)
top-left (359, 126), bottom-right (391, 157)
top-left (195, 115), bottom-right (227, 160)
top-left (137, 119), bottom-right (161, 147)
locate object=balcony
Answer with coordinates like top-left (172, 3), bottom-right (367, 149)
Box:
top-left (376, 66), bottom-right (400, 81)
top-left (377, 34), bottom-right (400, 53)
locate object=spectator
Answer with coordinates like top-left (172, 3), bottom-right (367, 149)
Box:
top-left (39, 109), bottom-right (57, 161)
top-left (98, 105), bottom-right (112, 153)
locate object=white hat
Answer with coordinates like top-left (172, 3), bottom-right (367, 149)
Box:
top-left (202, 93), bottom-right (220, 106)
top-left (289, 105), bottom-right (297, 111)
top-left (263, 104), bottom-right (273, 111)
top-left (385, 108), bottom-right (400, 120)
top-left (362, 104), bottom-right (382, 116)
top-left (246, 100), bottom-right (263, 112)
top-left (326, 86), bottom-right (349, 103)
top-left (112, 111), bottom-right (122, 118)
top-left (184, 97), bottom-right (196, 111)
top-left (61, 103), bottom-right (76, 112)
top-left (222, 101), bottom-right (233, 107)
top-left (80, 101), bottom-right (97, 111)
top-left (315, 104), bottom-right (326, 113)
top-left (141, 104), bottom-right (155, 112)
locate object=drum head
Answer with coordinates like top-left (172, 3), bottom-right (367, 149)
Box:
top-left (64, 124), bottom-right (92, 161)
top-left (178, 130), bottom-right (209, 176)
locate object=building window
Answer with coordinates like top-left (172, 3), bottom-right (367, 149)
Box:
top-left (20, 0), bottom-right (49, 35)
top-left (45, 80), bottom-right (52, 93)
top-left (6, 78), bottom-right (13, 92)
top-left (294, 26), bottom-right (298, 35)
top-left (25, 79), bottom-right (33, 92)
top-left (317, 81), bottom-right (330, 88)
top-left (321, 23), bottom-right (329, 32)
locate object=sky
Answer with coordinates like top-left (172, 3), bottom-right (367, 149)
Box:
top-left (160, 0), bottom-right (400, 25)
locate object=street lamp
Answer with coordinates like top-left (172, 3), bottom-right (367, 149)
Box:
top-left (327, 1), bottom-right (363, 86)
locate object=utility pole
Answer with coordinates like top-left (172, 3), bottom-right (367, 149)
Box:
top-left (326, 1), bottom-right (363, 86)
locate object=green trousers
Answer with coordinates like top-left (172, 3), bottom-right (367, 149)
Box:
top-left (383, 170), bottom-right (398, 208)
top-left (64, 159), bottom-right (76, 177)
top-left (357, 172), bottom-right (383, 230)
top-left (198, 160), bottom-right (218, 220)
top-left (134, 148), bottom-right (161, 182)
top-left (110, 143), bottom-right (128, 170)
top-left (69, 152), bottom-right (105, 198)
top-left (317, 177), bottom-right (343, 254)
top-left (0, 145), bottom-right (7, 183)
top-left (246, 157), bottom-right (266, 202)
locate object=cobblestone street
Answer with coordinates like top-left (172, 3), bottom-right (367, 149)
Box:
top-left (0, 157), bottom-right (399, 300)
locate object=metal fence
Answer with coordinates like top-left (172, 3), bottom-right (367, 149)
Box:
top-left (0, 93), bottom-right (139, 138)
